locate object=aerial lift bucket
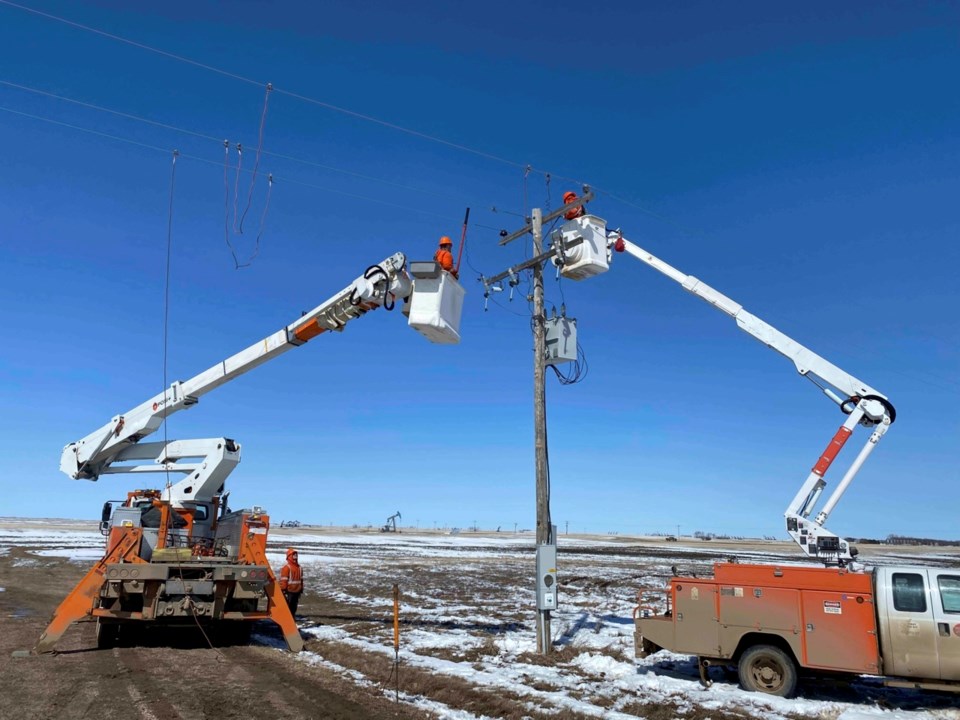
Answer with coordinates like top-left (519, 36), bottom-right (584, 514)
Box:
top-left (407, 262), bottom-right (465, 344)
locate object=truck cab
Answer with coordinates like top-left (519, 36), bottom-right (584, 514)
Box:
top-left (875, 566), bottom-right (960, 685)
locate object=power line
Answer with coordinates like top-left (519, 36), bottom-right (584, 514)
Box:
top-left (0, 0), bottom-right (259, 86)
top-left (0, 7), bottom-right (704, 236)
top-left (0, 104), bottom-right (170, 153)
top-left (0, 104), bottom-right (476, 226)
top-left (0, 79), bottom-right (479, 205)
top-left (161, 149), bottom-right (178, 489)
top-left (0, 0), bottom-right (532, 171)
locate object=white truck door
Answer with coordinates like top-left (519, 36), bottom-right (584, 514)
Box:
top-left (929, 570), bottom-right (960, 681)
top-left (878, 568), bottom-right (940, 679)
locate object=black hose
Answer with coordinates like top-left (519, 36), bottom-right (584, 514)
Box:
top-left (363, 264), bottom-right (395, 311)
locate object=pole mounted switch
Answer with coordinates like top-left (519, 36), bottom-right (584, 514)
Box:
top-left (536, 541), bottom-right (558, 611)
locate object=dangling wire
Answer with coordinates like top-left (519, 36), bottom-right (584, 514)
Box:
top-left (545, 172), bottom-right (552, 213)
top-left (549, 342), bottom-right (588, 385)
top-left (231, 142), bottom-right (243, 233)
top-left (222, 139), bottom-right (243, 269)
top-left (238, 173), bottom-right (273, 269)
top-left (162, 149), bottom-right (179, 488)
top-left (238, 82), bottom-right (272, 234)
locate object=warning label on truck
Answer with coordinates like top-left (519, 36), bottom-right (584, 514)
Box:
top-left (823, 601), bottom-right (842, 615)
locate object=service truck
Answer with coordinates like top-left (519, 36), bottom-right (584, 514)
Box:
top-left (637, 562), bottom-right (960, 696)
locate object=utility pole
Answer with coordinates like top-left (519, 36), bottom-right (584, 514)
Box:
top-left (677, 524), bottom-right (681, 539)
top-left (530, 208), bottom-right (554, 655)
top-left (485, 191), bottom-right (592, 657)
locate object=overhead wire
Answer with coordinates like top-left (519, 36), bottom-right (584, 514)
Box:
top-left (0, 11), bottom-right (700, 238)
top-left (0, 104), bottom-right (170, 153)
top-left (0, 0), bottom-right (533, 171)
top-left (0, 4), bottom-right (738, 284)
top-left (0, 79), bottom-right (481, 206)
top-left (159, 147), bottom-right (226, 653)
top-left (162, 149), bottom-right (178, 489)
top-left (238, 83), bottom-right (272, 234)
top-left (0, 104), bottom-right (497, 232)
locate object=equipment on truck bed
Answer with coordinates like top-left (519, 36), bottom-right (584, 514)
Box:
top-left (36, 254), bottom-right (464, 653)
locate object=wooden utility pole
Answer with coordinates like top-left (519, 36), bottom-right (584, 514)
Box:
top-left (531, 208), bottom-right (552, 654)
top-left (484, 191), bottom-right (592, 657)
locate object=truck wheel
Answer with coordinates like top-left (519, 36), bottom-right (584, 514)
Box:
top-left (738, 645), bottom-right (797, 697)
top-left (95, 620), bottom-right (119, 650)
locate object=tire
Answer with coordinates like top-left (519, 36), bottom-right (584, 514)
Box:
top-left (95, 620), bottom-right (119, 650)
top-left (737, 644), bottom-right (798, 697)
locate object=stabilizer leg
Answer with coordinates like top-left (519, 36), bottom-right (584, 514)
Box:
top-left (34, 529), bottom-right (144, 654)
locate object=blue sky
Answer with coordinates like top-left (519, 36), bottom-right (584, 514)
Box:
top-left (0, 0), bottom-right (957, 540)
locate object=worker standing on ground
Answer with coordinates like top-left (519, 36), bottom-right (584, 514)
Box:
top-left (279, 548), bottom-right (303, 615)
top-left (563, 191), bottom-right (586, 220)
top-left (434, 236), bottom-right (458, 279)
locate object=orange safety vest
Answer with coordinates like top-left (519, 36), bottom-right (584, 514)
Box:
top-left (280, 562), bottom-right (303, 593)
top-left (434, 248), bottom-right (458, 278)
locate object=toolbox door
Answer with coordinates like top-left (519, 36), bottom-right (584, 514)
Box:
top-left (800, 590), bottom-right (880, 673)
top-left (673, 581), bottom-right (720, 656)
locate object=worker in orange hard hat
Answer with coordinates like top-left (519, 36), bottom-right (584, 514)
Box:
top-left (563, 190), bottom-right (586, 221)
top-left (434, 236), bottom-right (459, 279)
top-left (279, 547), bottom-right (303, 615)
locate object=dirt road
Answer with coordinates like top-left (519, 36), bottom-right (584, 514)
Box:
top-left (0, 546), bottom-right (428, 720)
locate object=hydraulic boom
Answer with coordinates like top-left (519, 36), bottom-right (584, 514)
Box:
top-left (61, 253), bottom-right (426, 507)
top-left (608, 233), bottom-right (894, 563)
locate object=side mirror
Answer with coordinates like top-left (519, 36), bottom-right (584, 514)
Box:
top-left (99, 502), bottom-right (113, 536)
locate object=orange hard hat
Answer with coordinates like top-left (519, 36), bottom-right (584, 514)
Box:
top-left (286, 548), bottom-right (298, 558)
top-left (563, 191), bottom-right (578, 203)
top-left (439, 236), bottom-right (453, 246)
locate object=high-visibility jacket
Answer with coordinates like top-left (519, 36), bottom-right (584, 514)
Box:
top-left (434, 248), bottom-right (458, 278)
top-left (280, 562), bottom-right (303, 593)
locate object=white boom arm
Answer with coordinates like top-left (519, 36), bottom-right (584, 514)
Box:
top-left (605, 231), bottom-right (894, 565)
top-left (60, 253), bottom-right (424, 506)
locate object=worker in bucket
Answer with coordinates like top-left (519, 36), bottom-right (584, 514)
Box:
top-left (562, 190), bottom-right (586, 221)
top-left (279, 548), bottom-right (303, 615)
top-left (434, 236), bottom-right (459, 279)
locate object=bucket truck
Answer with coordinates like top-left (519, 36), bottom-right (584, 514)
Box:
top-left (36, 254), bottom-right (465, 654)
top-left (508, 196), bottom-right (956, 696)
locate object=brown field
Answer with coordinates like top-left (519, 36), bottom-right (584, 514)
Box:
top-left (2, 518), bottom-right (958, 720)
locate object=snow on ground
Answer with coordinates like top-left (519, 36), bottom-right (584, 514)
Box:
top-left (3, 523), bottom-right (958, 719)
